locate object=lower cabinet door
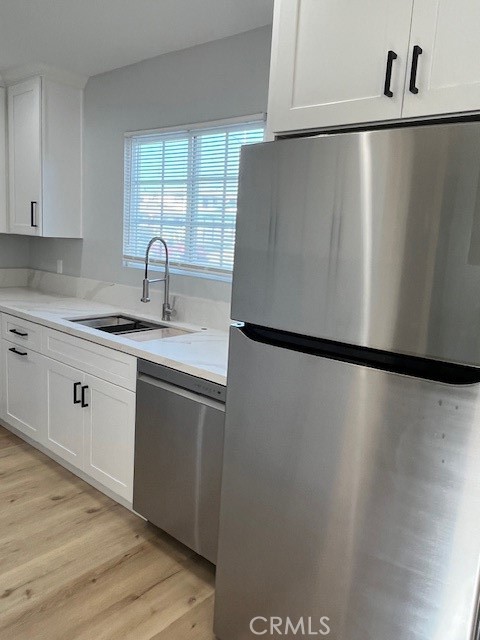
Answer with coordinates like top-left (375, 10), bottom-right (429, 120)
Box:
top-left (83, 375), bottom-right (135, 502)
top-left (2, 340), bottom-right (46, 442)
top-left (45, 358), bottom-right (85, 470)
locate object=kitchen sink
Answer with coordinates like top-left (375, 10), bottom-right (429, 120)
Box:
top-left (69, 315), bottom-right (192, 338)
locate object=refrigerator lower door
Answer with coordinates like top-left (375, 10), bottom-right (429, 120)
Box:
top-left (214, 327), bottom-right (480, 640)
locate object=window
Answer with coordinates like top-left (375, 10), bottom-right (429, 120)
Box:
top-left (123, 118), bottom-right (265, 276)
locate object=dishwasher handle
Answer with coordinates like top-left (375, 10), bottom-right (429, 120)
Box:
top-left (137, 373), bottom-right (226, 412)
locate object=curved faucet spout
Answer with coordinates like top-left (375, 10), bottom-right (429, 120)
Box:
top-left (140, 236), bottom-right (173, 321)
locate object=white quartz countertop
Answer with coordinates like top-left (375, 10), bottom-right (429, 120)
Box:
top-left (0, 288), bottom-right (229, 385)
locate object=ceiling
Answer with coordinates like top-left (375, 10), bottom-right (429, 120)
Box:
top-left (0, 0), bottom-right (274, 79)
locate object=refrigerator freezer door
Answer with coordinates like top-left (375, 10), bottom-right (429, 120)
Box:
top-left (214, 327), bottom-right (480, 640)
top-left (232, 121), bottom-right (480, 367)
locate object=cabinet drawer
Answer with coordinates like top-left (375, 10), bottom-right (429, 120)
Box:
top-left (42, 328), bottom-right (136, 390)
top-left (2, 314), bottom-right (42, 352)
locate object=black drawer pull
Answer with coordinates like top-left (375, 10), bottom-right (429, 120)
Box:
top-left (9, 347), bottom-right (27, 356)
top-left (81, 385), bottom-right (89, 408)
top-left (9, 328), bottom-right (28, 337)
top-left (409, 45), bottom-right (423, 94)
top-left (383, 50), bottom-right (397, 97)
top-left (73, 382), bottom-right (82, 404)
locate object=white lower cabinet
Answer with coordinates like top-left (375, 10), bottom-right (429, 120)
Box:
top-left (45, 358), bottom-right (85, 471)
top-left (0, 316), bottom-right (136, 505)
top-left (2, 340), bottom-right (45, 442)
top-left (43, 358), bottom-right (135, 501)
top-left (84, 375), bottom-right (135, 501)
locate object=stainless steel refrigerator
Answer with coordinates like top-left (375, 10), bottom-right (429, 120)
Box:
top-left (214, 122), bottom-right (480, 640)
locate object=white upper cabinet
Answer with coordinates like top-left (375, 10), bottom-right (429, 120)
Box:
top-left (0, 87), bottom-right (6, 233)
top-left (403, 0), bottom-right (480, 118)
top-left (7, 76), bottom-right (82, 237)
top-left (268, 0), bottom-right (480, 135)
top-left (8, 78), bottom-right (42, 235)
top-left (267, 0), bottom-right (414, 134)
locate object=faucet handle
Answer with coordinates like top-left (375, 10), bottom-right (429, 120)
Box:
top-left (141, 278), bottom-right (150, 303)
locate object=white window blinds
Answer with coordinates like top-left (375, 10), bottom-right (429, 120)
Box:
top-left (123, 119), bottom-right (265, 275)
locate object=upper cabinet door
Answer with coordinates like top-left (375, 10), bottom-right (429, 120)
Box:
top-left (403, 0), bottom-right (480, 118)
top-left (8, 77), bottom-right (42, 236)
top-left (0, 87), bottom-right (7, 233)
top-left (267, 0), bottom-right (414, 135)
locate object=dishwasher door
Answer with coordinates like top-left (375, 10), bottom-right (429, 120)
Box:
top-left (133, 368), bottom-right (225, 564)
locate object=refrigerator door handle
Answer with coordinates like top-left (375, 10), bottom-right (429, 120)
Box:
top-left (243, 324), bottom-right (480, 386)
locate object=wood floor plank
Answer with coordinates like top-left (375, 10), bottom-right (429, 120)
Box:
top-left (72, 555), bottom-right (214, 640)
top-left (0, 425), bottom-right (216, 639)
top-left (150, 593), bottom-right (216, 640)
top-left (0, 430), bottom-right (24, 451)
top-left (0, 516), bottom-right (174, 618)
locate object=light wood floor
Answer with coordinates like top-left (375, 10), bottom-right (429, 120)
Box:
top-left (0, 425), bottom-right (216, 640)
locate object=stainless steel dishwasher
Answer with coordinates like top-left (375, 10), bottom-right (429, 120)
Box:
top-left (133, 359), bottom-right (226, 564)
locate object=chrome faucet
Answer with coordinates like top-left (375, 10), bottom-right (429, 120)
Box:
top-left (141, 237), bottom-right (173, 321)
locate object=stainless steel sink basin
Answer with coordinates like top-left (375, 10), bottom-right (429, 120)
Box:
top-left (69, 315), bottom-right (192, 338)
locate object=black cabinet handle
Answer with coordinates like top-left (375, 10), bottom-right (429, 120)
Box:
top-left (73, 382), bottom-right (82, 404)
top-left (384, 50), bottom-right (397, 98)
top-left (9, 328), bottom-right (28, 337)
top-left (9, 347), bottom-right (27, 356)
top-left (81, 385), bottom-right (89, 408)
top-left (30, 201), bottom-right (38, 228)
top-left (409, 45), bottom-right (423, 94)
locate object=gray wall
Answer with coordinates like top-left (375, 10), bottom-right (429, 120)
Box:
top-left (29, 26), bottom-right (272, 301)
top-left (0, 236), bottom-right (30, 267)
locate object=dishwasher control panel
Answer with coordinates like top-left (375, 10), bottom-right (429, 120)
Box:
top-left (191, 378), bottom-right (225, 400)
top-left (137, 358), bottom-right (226, 402)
